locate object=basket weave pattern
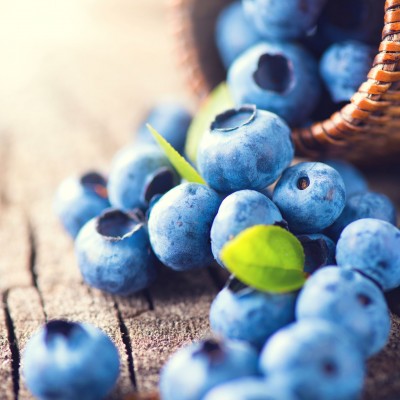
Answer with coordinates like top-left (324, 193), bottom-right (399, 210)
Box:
top-left (170, 0), bottom-right (400, 163)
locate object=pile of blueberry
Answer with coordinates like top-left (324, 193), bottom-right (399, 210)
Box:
top-left (22, 1), bottom-right (400, 399)
top-left (217, 0), bottom-right (382, 124)
top-left (156, 106), bottom-right (399, 399)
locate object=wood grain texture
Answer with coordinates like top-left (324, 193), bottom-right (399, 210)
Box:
top-left (125, 268), bottom-right (219, 391)
top-left (0, 207), bottom-right (31, 292)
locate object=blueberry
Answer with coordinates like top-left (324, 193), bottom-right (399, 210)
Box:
top-left (326, 191), bottom-right (397, 242)
top-left (159, 338), bottom-right (259, 400)
top-left (108, 144), bottom-right (179, 211)
top-left (211, 190), bottom-right (284, 266)
top-left (273, 162), bottom-right (346, 234)
top-left (203, 376), bottom-right (300, 400)
top-left (23, 320), bottom-right (120, 400)
top-left (148, 183), bottom-right (222, 271)
top-left (320, 41), bottom-right (375, 103)
top-left (322, 159), bottom-right (368, 197)
top-left (242, 0), bottom-right (328, 40)
top-left (318, 0), bottom-right (384, 46)
top-left (260, 320), bottom-right (365, 400)
top-left (54, 172), bottom-right (110, 238)
top-left (197, 105), bottom-right (293, 193)
top-left (210, 277), bottom-right (297, 349)
top-left (135, 102), bottom-right (192, 154)
top-left (215, 1), bottom-right (261, 69)
top-left (297, 233), bottom-right (336, 274)
top-left (336, 218), bottom-right (400, 291)
top-left (228, 42), bottom-right (321, 126)
top-left (296, 267), bottom-right (390, 357)
top-left (75, 209), bottom-right (156, 295)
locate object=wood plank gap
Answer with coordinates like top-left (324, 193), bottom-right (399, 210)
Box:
top-left (26, 220), bottom-right (47, 321)
top-left (3, 291), bottom-right (20, 400)
top-left (114, 301), bottom-right (137, 390)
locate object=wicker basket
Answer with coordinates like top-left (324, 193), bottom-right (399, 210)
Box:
top-left (170, 0), bottom-right (400, 164)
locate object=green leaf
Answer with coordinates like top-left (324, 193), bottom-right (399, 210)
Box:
top-left (185, 82), bottom-right (234, 164)
top-left (220, 225), bottom-right (306, 293)
top-left (147, 124), bottom-right (206, 184)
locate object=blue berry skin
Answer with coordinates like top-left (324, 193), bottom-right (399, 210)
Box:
top-left (135, 103), bottom-right (192, 154)
top-left (148, 183), bottom-right (222, 271)
top-left (320, 41), bottom-right (375, 103)
top-left (108, 145), bottom-right (179, 211)
top-left (210, 278), bottom-right (297, 349)
top-left (297, 233), bottom-right (336, 274)
top-left (75, 209), bottom-right (156, 295)
top-left (198, 106), bottom-right (294, 193)
top-left (322, 159), bottom-right (368, 197)
top-left (216, 2), bottom-right (261, 69)
top-left (23, 320), bottom-right (120, 400)
top-left (260, 320), bottom-right (365, 400)
top-left (326, 191), bottom-right (397, 242)
top-left (273, 162), bottom-right (346, 234)
top-left (54, 172), bottom-right (110, 238)
top-left (203, 377), bottom-right (300, 400)
top-left (159, 339), bottom-right (259, 400)
top-left (228, 42), bottom-right (321, 126)
top-left (211, 190), bottom-right (283, 266)
top-left (242, 0), bottom-right (328, 40)
top-left (336, 218), bottom-right (400, 291)
top-left (296, 267), bottom-right (390, 357)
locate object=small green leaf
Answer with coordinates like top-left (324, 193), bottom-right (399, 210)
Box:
top-left (147, 124), bottom-right (206, 184)
top-left (220, 225), bottom-right (306, 293)
top-left (185, 82), bottom-right (234, 164)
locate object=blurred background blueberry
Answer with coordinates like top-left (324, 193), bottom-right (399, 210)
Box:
top-left (108, 144), bottom-right (179, 211)
top-left (320, 41), bottom-right (375, 103)
top-left (54, 172), bottom-right (110, 238)
top-left (228, 42), bottom-right (321, 126)
top-left (215, 1), bottom-right (261, 69)
top-left (135, 102), bottom-right (192, 154)
top-left (326, 191), bottom-right (397, 242)
top-left (242, 0), bottom-right (328, 40)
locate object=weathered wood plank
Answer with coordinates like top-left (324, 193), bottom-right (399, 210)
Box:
top-left (124, 267), bottom-right (219, 392)
top-left (0, 207), bottom-right (32, 292)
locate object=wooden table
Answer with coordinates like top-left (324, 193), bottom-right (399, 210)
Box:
top-left (0, 1), bottom-right (400, 399)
